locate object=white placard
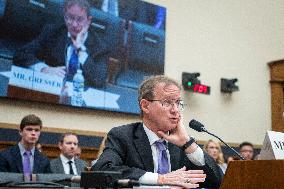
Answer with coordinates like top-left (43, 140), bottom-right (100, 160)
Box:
top-left (259, 131), bottom-right (284, 160)
top-left (1, 66), bottom-right (120, 109)
top-left (8, 65), bottom-right (63, 95)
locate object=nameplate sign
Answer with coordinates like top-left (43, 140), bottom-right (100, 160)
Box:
top-left (259, 131), bottom-right (284, 160)
top-left (8, 65), bottom-right (63, 95)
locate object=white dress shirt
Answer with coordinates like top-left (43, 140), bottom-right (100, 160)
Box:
top-left (139, 124), bottom-right (205, 184)
top-left (60, 154), bottom-right (78, 175)
top-left (31, 32), bottom-right (89, 73)
top-left (18, 142), bottom-right (35, 173)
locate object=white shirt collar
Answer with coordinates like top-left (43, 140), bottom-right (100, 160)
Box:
top-left (67, 31), bottom-right (88, 45)
top-left (60, 154), bottom-right (74, 164)
top-left (18, 142), bottom-right (35, 156)
top-left (142, 123), bottom-right (165, 146)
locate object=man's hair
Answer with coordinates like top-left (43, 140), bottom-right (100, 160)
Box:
top-left (20, 114), bottom-right (42, 130)
top-left (239, 141), bottom-right (254, 149)
top-left (138, 75), bottom-right (181, 103)
top-left (138, 75), bottom-right (180, 116)
top-left (59, 132), bottom-right (78, 144)
top-left (64, 0), bottom-right (91, 16)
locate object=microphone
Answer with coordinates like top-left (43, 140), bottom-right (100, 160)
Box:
top-left (189, 119), bottom-right (245, 160)
top-left (115, 179), bottom-right (140, 187)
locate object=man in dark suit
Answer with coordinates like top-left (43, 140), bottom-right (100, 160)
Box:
top-left (51, 133), bottom-right (87, 175)
top-left (13, 0), bottom-right (109, 88)
top-left (93, 75), bottom-right (223, 188)
top-left (0, 114), bottom-right (51, 179)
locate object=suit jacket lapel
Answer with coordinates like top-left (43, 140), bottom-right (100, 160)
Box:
top-left (55, 32), bottom-right (68, 66)
top-left (133, 123), bottom-right (154, 172)
top-left (58, 158), bottom-right (65, 174)
top-left (13, 146), bottom-right (23, 173)
top-left (168, 143), bottom-right (181, 171)
top-left (33, 150), bottom-right (40, 173)
top-left (74, 159), bottom-right (84, 175)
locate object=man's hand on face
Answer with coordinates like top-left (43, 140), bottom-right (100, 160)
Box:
top-left (41, 66), bottom-right (66, 78)
top-left (157, 166), bottom-right (206, 188)
top-left (71, 25), bottom-right (89, 50)
top-left (157, 116), bottom-right (189, 147)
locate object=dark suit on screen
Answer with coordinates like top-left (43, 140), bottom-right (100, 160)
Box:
top-left (0, 145), bottom-right (51, 173)
top-left (93, 122), bottom-right (223, 189)
top-left (50, 157), bottom-right (87, 175)
top-left (92, 0), bottom-right (148, 23)
top-left (13, 23), bottom-right (109, 88)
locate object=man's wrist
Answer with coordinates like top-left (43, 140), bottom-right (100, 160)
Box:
top-left (157, 174), bottom-right (166, 184)
top-left (180, 137), bottom-right (196, 151)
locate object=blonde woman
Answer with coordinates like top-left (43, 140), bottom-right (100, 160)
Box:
top-left (203, 139), bottom-right (227, 173)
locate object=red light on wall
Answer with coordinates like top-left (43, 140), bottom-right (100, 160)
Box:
top-left (185, 84), bottom-right (210, 95)
top-left (193, 84), bottom-right (210, 94)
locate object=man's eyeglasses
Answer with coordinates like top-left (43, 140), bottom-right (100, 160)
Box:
top-left (147, 99), bottom-right (185, 111)
top-left (64, 15), bottom-right (87, 25)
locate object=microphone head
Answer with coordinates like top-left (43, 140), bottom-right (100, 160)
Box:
top-left (189, 119), bottom-right (206, 132)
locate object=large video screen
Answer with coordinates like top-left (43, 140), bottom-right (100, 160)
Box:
top-left (0, 0), bottom-right (166, 114)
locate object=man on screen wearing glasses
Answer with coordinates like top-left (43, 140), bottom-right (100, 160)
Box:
top-left (13, 0), bottom-right (109, 89)
top-left (93, 75), bottom-right (222, 188)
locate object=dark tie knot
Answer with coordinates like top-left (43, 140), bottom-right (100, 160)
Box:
top-left (68, 161), bottom-right (73, 165)
top-left (155, 141), bottom-right (167, 151)
top-left (24, 151), bottom-right (31, 157)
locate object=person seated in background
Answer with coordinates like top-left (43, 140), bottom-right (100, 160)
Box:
top-left (50, 132), bottom-right (87, 175)
top-left (239, 141), bottom-right (254, 160)
top-left (13, 0), bottom-right (109, 88)
top-left (36, 143), bottom-right (42, 153)
top-left (93, 75), bottom-right (223, 189)
top-left (74, 146), bottom-right (82, 159)
top-left (0, 114), bottom-right (51, 178)
top-left (203, 139), bottom-right (227, 174)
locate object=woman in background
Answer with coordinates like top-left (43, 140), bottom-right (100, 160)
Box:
top-left (203, 139), bottom-right (227, 174)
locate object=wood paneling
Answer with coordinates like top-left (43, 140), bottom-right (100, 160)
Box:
top-left (268, 60), bottom-right (284, 132)
top-left (0, 123), bottom-right (107, 165)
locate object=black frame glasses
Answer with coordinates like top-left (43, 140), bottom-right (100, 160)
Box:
top-left (147, 99), bottom-right (185, 111)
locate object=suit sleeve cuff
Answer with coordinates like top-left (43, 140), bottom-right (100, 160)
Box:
top-left (138, 172), bottom-right (158, 184)
top-left (186, 145), bottom-right (205, 166)
top-left (29, 62), bottom-right (48, 72)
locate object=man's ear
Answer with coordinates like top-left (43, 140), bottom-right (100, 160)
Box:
top-left (140, 99), bottom-right (150, 114)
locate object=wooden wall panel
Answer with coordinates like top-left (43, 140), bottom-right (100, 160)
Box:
top-left (268, 60), bottom-right (284, 132)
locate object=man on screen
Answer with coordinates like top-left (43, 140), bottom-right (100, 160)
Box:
top-left (13, 0), bottom-right (109, 88)
top-left (0, 114), bottom-right (51, 178)
top-left (93, 75), bottom-right (223, 188)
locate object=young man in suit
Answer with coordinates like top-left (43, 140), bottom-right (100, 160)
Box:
top-left (13, 0), bottom-right (109, 88)
top-left (93, 75), bottom-right (223, 188)
top-left (0, 114), bottom-right (51, 178)
top-left (50, 133), bottom-right (87, 175)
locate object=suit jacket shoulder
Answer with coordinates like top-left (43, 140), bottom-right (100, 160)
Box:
top-left (33, 148), bottom-right (51, 173)
top-left (0, 145), bottom-right (22, 173)
top-left (74, 158), bottom-right (87, 175)
top-left (50, 157), bottom-right (64, 174)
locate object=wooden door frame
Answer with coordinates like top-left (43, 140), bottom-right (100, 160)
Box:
top-left (268, 60), bottom-right (284, 132)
